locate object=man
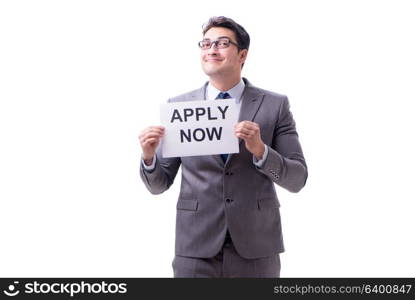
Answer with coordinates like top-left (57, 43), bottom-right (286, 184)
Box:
top-left (139, 16), bottom-right (307, 277)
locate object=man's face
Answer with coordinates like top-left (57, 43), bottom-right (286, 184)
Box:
top-left (200, 27), bottom-right (247, 78)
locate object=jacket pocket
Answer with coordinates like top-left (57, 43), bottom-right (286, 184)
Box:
top-left (257, 197), bottom-right (279, 210)
top-left (176, 199), bottom-right (198, 211)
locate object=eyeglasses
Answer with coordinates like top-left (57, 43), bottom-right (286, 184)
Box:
top-left (198, 38), bottom-right (239, 50)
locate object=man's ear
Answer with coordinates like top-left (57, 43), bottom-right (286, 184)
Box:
top-left (239, 49), bottom-right (248, 64)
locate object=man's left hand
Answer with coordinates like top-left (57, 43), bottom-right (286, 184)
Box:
top-left (234, 121), bottom-right (265, 160)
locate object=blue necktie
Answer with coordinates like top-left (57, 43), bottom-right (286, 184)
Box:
top-left (215, 92), bottom-right (231, 163)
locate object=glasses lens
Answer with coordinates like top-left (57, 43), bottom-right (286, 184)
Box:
top-left (217, 39), bottom-right (230, 48)
top-left (199, 40), bottom-right (211, 49)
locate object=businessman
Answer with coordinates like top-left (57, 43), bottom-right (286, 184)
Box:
top-left (139, 16), bottom-right (308, 277)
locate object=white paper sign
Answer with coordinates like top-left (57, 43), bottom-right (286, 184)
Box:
top-left (160, 100), bottom-right (239, 158)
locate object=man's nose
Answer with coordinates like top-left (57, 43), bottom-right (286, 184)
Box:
top-left (207, 44), bottom-right (219, 54)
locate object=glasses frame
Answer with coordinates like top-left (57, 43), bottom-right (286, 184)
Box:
top-left (198, 37), bottom-right (240, 50)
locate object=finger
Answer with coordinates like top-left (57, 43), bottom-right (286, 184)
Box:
top-left (241, 123), bottom-right (259, 131)
top-left (140, 135), bottom-right (160, 143)
top-left (140, 126), bottom-right (165, 137)
top-left (143, 127), bottom-right (165, 136)
top-left (140, 132), bottom-right (163, 143)
top-left (234, 121), bottom-right (249, 129)
top-left (139, 128), bottom-right (152, 138)
top-left (235, 132), bottom-right (249, 139)
top-left (142, 138), bottom-right (159, 146)
top-left (149, 126), bottom-right (165, 131)
top-left (148, 129), bottom-right (165, 137)
top-left (141, 127), bottom-right (165, 138)
top-left (235, 127), bottom-right (255, 136)
top-left (237, 120), bottom-right (258, 126)
top-left (235, 122), bottom-right (259, 132)
top-left (241, 121), bottom-right (259, 127)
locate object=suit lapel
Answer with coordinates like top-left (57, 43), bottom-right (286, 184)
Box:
top-left (187, 82), bottom-right (208, 101)
top-left (237, 79), bottom-right (264, 129)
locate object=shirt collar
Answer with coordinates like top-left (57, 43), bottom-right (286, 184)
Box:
top-left (207, 79), bottom-right (245, 103)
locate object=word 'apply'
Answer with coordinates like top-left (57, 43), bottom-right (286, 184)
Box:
top-left (170, 106), bottom-right (229, 123)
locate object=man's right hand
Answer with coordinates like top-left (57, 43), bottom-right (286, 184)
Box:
top-left (139, 126), bottom-right (165, 165)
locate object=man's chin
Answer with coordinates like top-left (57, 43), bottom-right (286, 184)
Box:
top-left (202, 66), bottom-right (222, 77)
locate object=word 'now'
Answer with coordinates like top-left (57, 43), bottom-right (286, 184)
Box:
top-left (180, 127), bottom-right (222, 143)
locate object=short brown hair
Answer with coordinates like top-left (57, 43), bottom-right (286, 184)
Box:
top-left (202, 16), bottom-right (250, 51)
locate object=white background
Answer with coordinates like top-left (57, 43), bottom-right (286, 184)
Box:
top-left (1, 0), bottom-right (414, 277)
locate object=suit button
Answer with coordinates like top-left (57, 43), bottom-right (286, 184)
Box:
top-left (225, 172), bottom-right (233, 176)
top-left (225, 198), bottom-right (233, 203)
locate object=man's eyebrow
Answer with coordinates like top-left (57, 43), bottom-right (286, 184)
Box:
top-left (203, 36), bottom-right (231, 40)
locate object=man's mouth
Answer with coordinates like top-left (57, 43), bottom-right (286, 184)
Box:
top-left (205, 58), bottom-right (223, 62)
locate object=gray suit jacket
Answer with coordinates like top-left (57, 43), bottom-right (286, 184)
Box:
top-left (140, 78), bottom-right (307, 259)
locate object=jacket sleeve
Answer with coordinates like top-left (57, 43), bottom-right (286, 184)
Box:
top-left (140, 145), bottom-right (181, 195)
top-left (256, 96), bottom-right (308, 193)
